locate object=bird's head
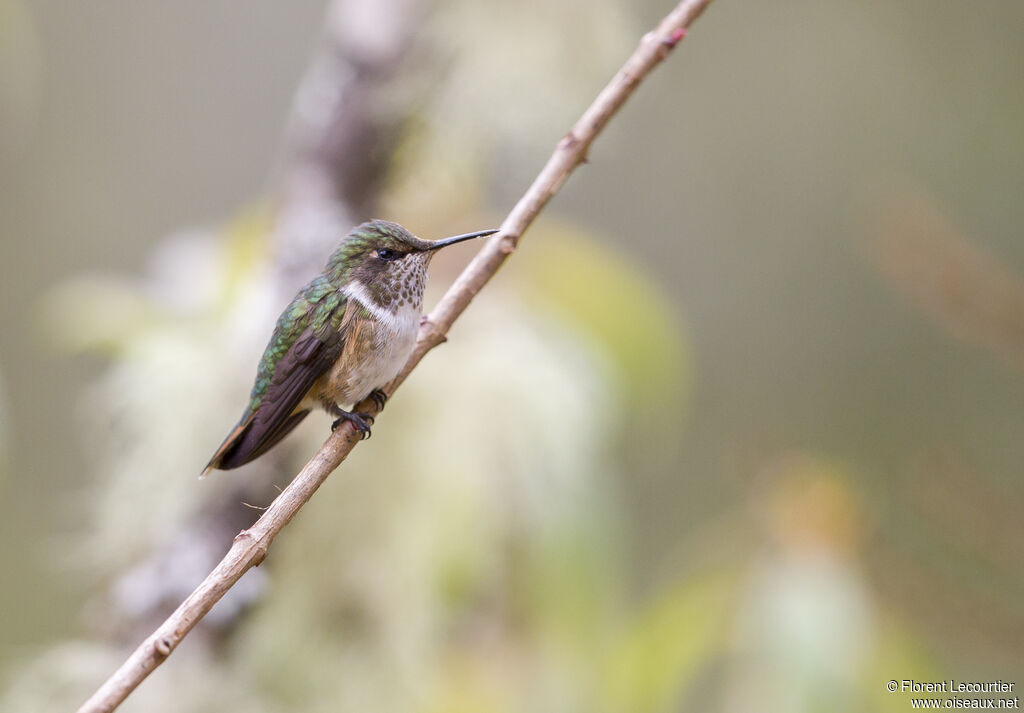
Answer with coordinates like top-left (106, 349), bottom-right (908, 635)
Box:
top-left (327, 220), bottom-right (497, 312)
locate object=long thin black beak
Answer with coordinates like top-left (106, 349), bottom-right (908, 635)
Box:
top-left (427, 228), bottom-right (499, 250)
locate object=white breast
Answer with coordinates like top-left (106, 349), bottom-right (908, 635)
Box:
top-left (339, 281), bottom-right (421, 405)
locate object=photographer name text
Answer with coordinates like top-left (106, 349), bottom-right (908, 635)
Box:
top-left (901, 681), bottom-right (1016, 694)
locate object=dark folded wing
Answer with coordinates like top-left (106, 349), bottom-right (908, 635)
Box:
top-left (204, 326), bottom-right (346, 473)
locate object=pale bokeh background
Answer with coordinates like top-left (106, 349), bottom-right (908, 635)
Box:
top-left (1, 1), bottom-right (1022, 711)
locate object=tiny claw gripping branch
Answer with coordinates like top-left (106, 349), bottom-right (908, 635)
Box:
top-left (368, 389), bottom-right (388, 410)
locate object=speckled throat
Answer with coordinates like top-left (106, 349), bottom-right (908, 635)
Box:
top-left (352, 251), bottom-right (431, 315)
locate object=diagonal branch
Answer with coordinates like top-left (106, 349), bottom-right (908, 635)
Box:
top-left (76, 1), bottom-right (715, 711)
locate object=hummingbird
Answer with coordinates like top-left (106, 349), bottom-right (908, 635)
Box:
top-left (203, 219), bottom-right (497, 477)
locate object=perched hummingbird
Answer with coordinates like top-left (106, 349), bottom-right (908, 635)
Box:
top-left (203, 220), bottom-right (497, 477)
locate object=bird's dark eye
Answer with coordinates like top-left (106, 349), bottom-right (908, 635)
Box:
top-left (376, 248), bottom-right (401, 261)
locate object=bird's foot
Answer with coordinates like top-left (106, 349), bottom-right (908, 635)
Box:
top-left (368, 389), bottom-right (388, 410)
top-left (330, 408), bottom-right (374, 440)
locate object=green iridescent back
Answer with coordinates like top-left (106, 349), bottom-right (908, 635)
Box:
top-left (243, 275), bottom-right (346, 418)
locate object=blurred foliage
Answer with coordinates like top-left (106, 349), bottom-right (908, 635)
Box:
top-left (519, 224), bottom-right (690, 408)
top-left (867, 188), bottom-right (1024, 370)
top-left (2, 0), bottom-right (1023, 712)
top-left (602, 571), bottom-right (734, 713)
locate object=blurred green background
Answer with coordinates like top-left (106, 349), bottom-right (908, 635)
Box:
top-left (1, 1), bottom-right (1022, 711)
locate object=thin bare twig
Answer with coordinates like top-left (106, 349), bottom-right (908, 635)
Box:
top-left (77, 1), bottom-right (714, 710)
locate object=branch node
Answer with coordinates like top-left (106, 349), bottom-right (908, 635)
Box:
top-left (233, 530), bottom-right (269, 566)
top-left (251, 547), bottom-right (268, 567)
top-left (418, 317), bottom-right (449, 344)
top-left (499, 235), bottom-right (519, 254)
top-left (663, 27), bottom-right (687, 48)
top-left (559, 131), bottom-right (581, 150)
top-left (153, 638), bottom-right (172, 657)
